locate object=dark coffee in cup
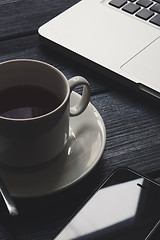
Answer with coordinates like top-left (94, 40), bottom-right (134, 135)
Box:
top-left (0, 59), bottom-right (90, 167)
top-left (0, 85), bottom-right (61, 119)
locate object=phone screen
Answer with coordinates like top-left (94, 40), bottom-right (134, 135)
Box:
top-left (54, 168), bottom-right (160, 240)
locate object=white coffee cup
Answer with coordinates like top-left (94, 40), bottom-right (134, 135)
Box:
top-left (0, 59), bottom-right (90, 167)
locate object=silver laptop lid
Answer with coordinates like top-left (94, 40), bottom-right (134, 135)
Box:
top-left (39, 0), bottom-right (160, 99)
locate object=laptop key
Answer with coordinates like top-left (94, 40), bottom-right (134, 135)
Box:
top-left (136, 0), bottom-right (153, 7)
top-left (122, 3), bottom-right (141, 14)
top-left (109, 0), bottom-right (127, 8)
top-left (154, 0), bottom-right (160, 3)
top-left (150, 3), bottom-right (160, 13)
top-left (136, 8), bottom-right (154, 19)
top-left (149, 13), bottom-right (160, 25)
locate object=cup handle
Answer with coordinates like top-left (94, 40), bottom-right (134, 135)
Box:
top-left (68, 76), bottom-right (91, 117)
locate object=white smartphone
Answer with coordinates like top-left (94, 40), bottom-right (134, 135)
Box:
top-left (54, 168), bottom-right (160, 240)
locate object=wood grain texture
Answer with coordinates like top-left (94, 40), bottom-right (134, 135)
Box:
top-left (0, 0), bottom-right (160, 239)
top-left (0, 0), bottom-right (80, 40)
top-left (91, 92), bottom-right (160, 176)
top-left (0, 34), bottom-right (111, 94)
top-left (6, 92), bottom-right (160, 239)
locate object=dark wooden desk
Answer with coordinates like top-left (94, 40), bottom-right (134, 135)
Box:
top-left (0, 0), bottom-right (160, 239)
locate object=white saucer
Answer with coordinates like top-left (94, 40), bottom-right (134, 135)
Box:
top-left (0, 92), bottom-right (106, 198)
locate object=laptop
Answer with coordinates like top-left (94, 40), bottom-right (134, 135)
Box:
top-left (38, 0), bottom-right (160, 100)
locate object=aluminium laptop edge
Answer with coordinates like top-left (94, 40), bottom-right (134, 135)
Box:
top-left (38, 0), bottom-right (160, 101)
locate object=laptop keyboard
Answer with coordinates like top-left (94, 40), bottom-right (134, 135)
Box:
top-left (109, 0), bottom-right (160, 27)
